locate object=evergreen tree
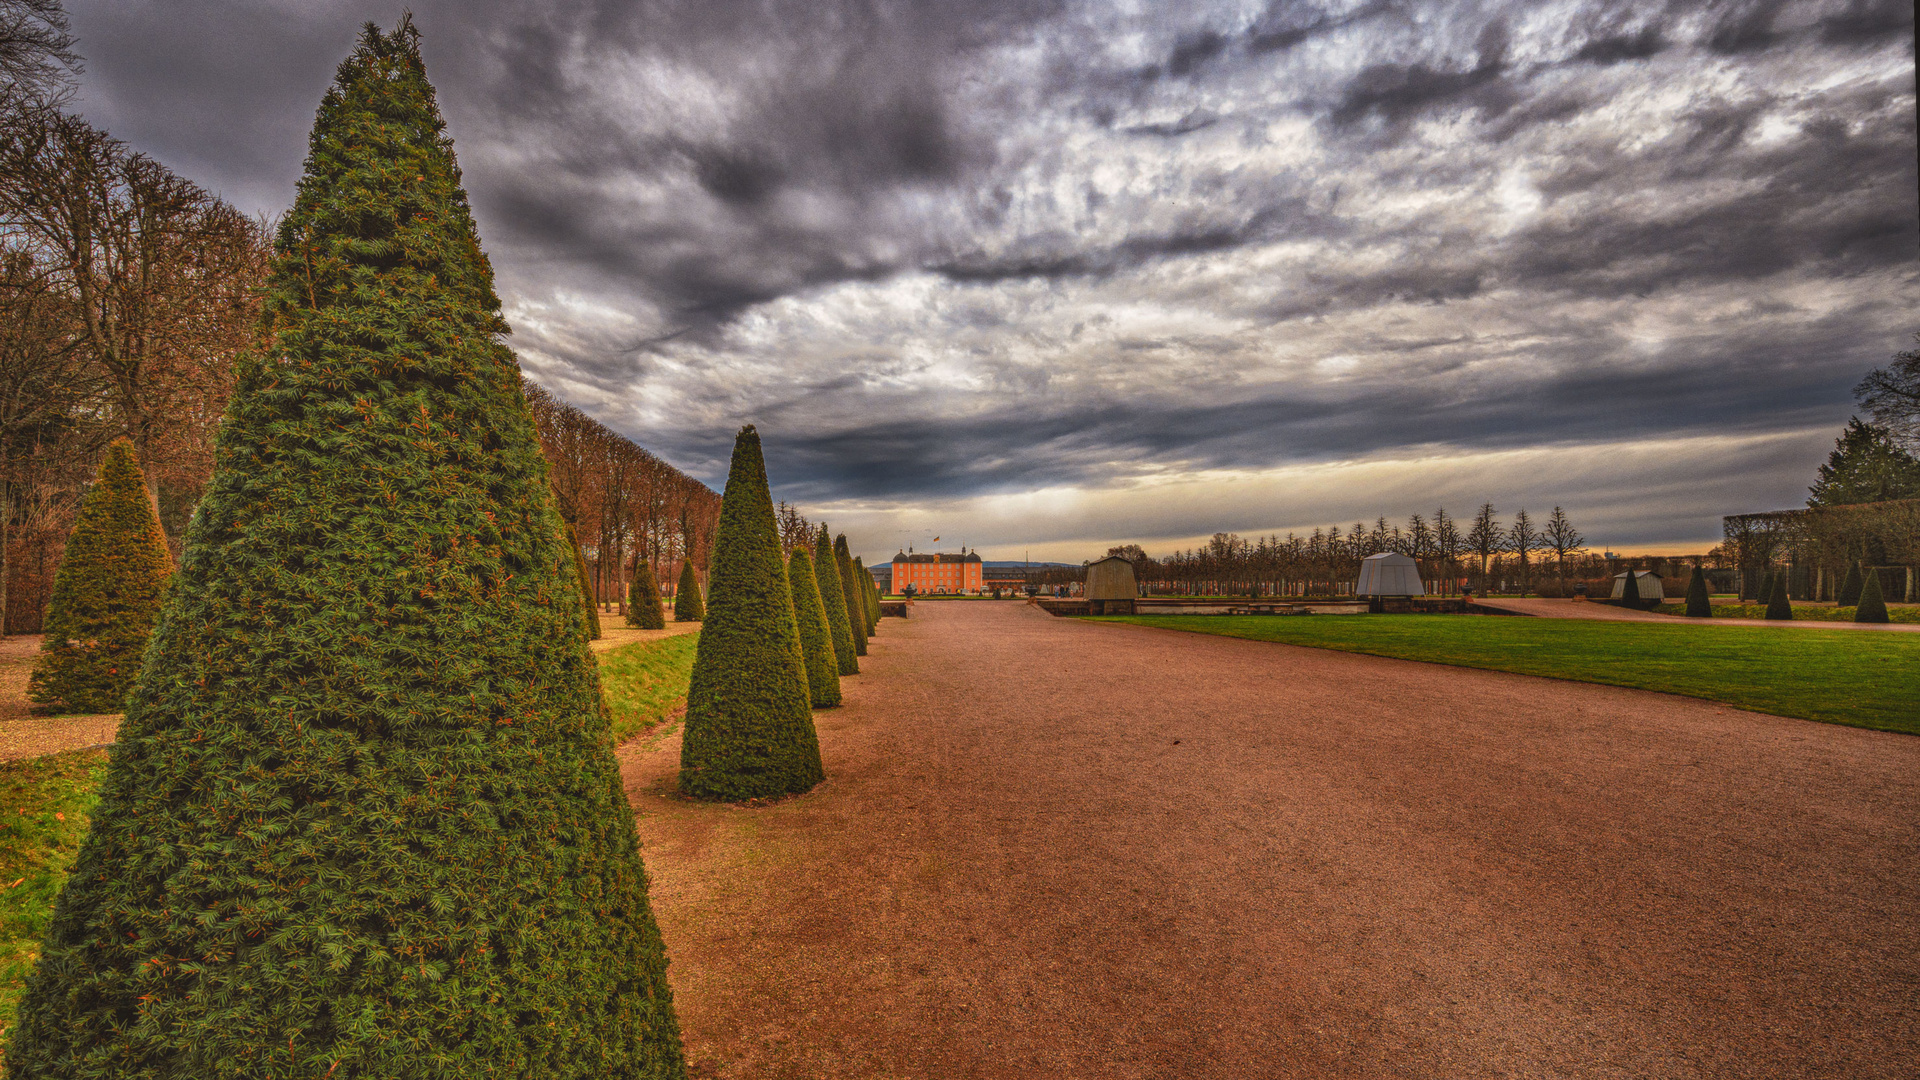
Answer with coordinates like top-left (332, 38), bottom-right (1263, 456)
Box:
top-left (787, 546), bottom-right (841, 708)
top-left (673, 560), bottom-right (704, 621)
top-left (852, 556), bottom-right (877, 636)
top-left (27, 439), bottom-right (174, 714)
top-left (1756, 571), bottom-right (1774, 607)
top-left (567, 520), bottom-right (602, 639)
top-left (1617, 567), bottom-right (1640, 608)
top-left (1765, 571), bottom-right (1793, 620)
top-left (7, 22), bottom-right (686, 1078)
top-left (679, 427), bottom-right (823, 799)
top-left (1854, 566), bottom-right (1889, 623)
top-left (835, 534), bottom-right (867, 657)
top-left (1806, 418), bottom-right (1920, 506)
top-left (627, 557), bottom-right (666, 629)
top-left (1684, 564), bottom-right (1712, 618)
top-left (1838, 562), bottom-right (1864, 606)
top-left (814, 526), bottom-right (857, 676)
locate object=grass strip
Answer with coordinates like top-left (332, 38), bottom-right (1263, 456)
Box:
top-left (1094, 614), bottom-right (1920, 734)
top-left (1651, 602), bottom-right (1920, 623)
top-left (598, 631), bottom-right (701, 744)
top-left (0, 749), bottom-right (109, 1050)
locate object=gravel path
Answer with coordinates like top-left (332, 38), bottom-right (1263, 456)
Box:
top-left (620, 600), bottom-right (1920, 1079)
top-left (1476, 596), bottom-right (1920, 630)
top-left (0, 635), bottom-right (120, 761)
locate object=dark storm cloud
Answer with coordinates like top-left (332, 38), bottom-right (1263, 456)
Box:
top-left (58, 0), bottom-right (1920, 547)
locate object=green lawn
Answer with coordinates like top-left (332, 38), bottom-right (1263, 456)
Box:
top-left (598, 632), bottom-right (701, 743)
top-left (1095, 614), bottom-right (1920, 734)
top-left (0, 749), bottom-right (108, 1047)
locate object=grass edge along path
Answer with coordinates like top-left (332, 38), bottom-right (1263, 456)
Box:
top-left (1094, 614), bottom-right (1920, 735)
top-left (0, 750), bottom-right (109, 1051)
top-left (599, 632), bottom-right (702, 744)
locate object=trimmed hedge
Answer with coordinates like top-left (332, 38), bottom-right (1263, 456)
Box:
top-left (27, 439), bottom-right (173, 714)
top-left (835, 534), bottom-right (867, 658)
top-left (853, 556), bottom-right (878, 636)
top-left (814, 526), bottom-right (857, 676)
top-left (1684, 564), bottom-right (1711, 618)
top-left (1837, 562), bottom-right (1863, 606)
top-left (1854, 566), bottom-right (1889, 623)
top-left (1765, 572), bottom-right (1793, 620)
top-left (5, 21), bottom-right (687, 1078)
top-left (627, 557), bottom-right (666, 629)
top-left (787, 546), bottom-right (842, 708)
top-left (567, 520), bottom-right (603, 640)
top-left (673, 560), bottom-right (704, 622)
top-left (678, 427), bottom-right (824, 800)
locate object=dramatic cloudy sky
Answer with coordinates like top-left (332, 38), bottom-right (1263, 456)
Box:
top-left (63, 0), bottom-right (1918, 560)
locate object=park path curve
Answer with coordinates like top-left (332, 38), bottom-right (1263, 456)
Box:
top-left (621, 599), bottom-right (1920, 1080)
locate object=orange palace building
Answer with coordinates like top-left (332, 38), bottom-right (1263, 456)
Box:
top-left (891, 550), bottom-right (984, 595)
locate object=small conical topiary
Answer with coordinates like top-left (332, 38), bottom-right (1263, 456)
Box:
top-left (1765, 571), bottom-right (1793, 620)
top-left (679, 426), bottom-right (823, 800)
top-left (567, 520), bottom-right (603, 639)
top-left (815, 526), bottom-right (857, 676)
top-left (27, 439), bottom-right (174, 714)
top-left (1684, 564), bottom-right (1712, 618)
top-left (1854, 566), bottom-right (1889, 623)
top-left (6, 21), bottom-right (686, 1078)
top-left (788, 546), bottom-right (841, 708)
top-left (674, 560), bottom-right (704, 621)
top-left (835, 534), bottom-right (868, 657)
top-left (1837, 561), bottom-right (1863, 606)
top-left (1618, 567), bottom-right (1640, 608)
top-left (852, 556), bottom-right (876, 637)
top-left (628, 556), bottom-right (666, 629)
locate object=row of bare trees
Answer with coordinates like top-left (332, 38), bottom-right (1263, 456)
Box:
top-left (0, 9), bottom-right (720, 631)
top-left (2, 19), bottom-right (273, 630)
top-left (522, 380), bottom-right (720, 613)
top-left (1107, 505), bottom-right (1596, 596)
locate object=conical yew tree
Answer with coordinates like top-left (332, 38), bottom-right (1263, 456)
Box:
top-left (27, 439), bottom-right (174, 714)
top-left (628, 557), bottom-right (666, 629)
top-left (1755, 571), bottom-right (1773, 608)
top-left (679, 427), bottom-right (823, 799)
top-left (853, 556), bottom-right (877, 636)
top-left (835, 534), bottom-right (868, 657)
top-left (1765, 571), bottom-right (1793, 620)
top-left (788, 546), bottom-right (842, 708)
top-left (567, 520), bottom-right (603, 640)
top-left (673, 560), bottom-right (704, 621)
top-left (7, 21), bottom-right (686, 1078)
top-left (1684, 564), bottom-right (1712, 618)
top-left (815, 526), bottom-right (857, 675)
top-left (1618, 567), bottom-right (1641, 608)
top-left (1854, 566), bottom-right (1889, 623)
top-left (1838, 562), bottom-right (1863, 606)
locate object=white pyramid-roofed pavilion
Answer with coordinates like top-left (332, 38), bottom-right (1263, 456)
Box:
top-left (1355, 552), bottom-right (1426, 597)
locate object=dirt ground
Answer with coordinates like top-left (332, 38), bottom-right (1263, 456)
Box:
top-left (620, 600), bottom-right (1920, 1079)
top-left (0, 635), bottom-right (120, 761)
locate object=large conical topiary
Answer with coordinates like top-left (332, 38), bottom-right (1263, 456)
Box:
top-left (679, 427), bottom-right (823, 799)
top-left (1837, 562), bottom-right (1863, 606)
top-left (853, 556), bottom-right (877, 636)
top-left (835, 534), bottom-right (868, 657)
top-left (1617, 567), bottom-right (1640, 608)
top-left (814, 526), bottom-right (857, 676)
top-left (567, 520), bottom-right (603, 639)
top-left (628, 556), bottom-right (666, 629)
top-left (1854, 565), bottom-right (1889, 623)
top-left (1684, 564), bottom-right (1712, 618)
top-left (1765, 571), bottom-right (1793, 620)
top-left (673, 560), bottom-right (704, 621)
top-left (1755, 571), bottom-right (1773, 608)
top-left (27, 439), bottom-right (174, 714)
top-left (788, 546), bottom-right (841, 708)
top-left (6, 21), bottom-right (686, 1078)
